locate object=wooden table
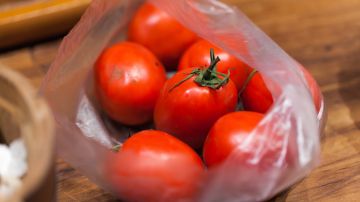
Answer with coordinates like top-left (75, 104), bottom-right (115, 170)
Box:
top-left (0, 0), bottom-right (359, 201)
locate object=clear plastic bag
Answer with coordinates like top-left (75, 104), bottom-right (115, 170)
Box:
top-left (41, 0), bottom-right (326, 201)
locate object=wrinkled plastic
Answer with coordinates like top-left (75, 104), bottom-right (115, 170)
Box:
top-left (41, 0), bottom-right (326, 201)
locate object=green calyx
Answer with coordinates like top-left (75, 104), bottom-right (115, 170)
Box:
top-left (169, 49), bottom-right (230, 92)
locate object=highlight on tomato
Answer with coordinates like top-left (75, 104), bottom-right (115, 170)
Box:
top-left (128, 2), bottom-right (198, 69)
top-left (94, 42), bottom-right (167, 126)
top-left (106, 130), bottom-right (205, 202)
top-left (154, 49), bottom-right (238, 149)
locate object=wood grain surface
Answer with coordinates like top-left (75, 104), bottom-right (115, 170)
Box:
top-left (0, 0), bottom-right (359, 201)
top-left (0, 0), bottom-right (91, 50)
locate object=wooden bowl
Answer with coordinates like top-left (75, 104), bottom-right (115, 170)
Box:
top-left (0, 65), bottom-right (55, 202)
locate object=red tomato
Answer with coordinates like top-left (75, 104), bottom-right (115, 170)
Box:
top-left (154, 51), bottom-right (238, 149)
top-left (300, 65), bottom-right (322, 113)
top-left (203, 111), bottom-right (295, 169)
top-left (203, 111), bottom-right (264, 167)
top-left (128, 3), bottom-right (198, 69)
top-left (107, 130), bottom-right (204, 202)
top-left (95, 42), bottom-right (167, 126)
top-left (241, 71), bottom-right (273, 113)
top-left (178, 40), bottom-right (251, 90)
top-left (241, 67), bottom-right (321, 113)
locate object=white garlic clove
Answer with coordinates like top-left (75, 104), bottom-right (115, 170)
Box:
top-left (6, 159), bottom-right (27, 179)
top-left (0, 145), bottom-right (11, 175)
top-left (9, 139), bottom-right (27, 160)
top-left (0, 138), bottom-right (27, 198)
top-left (0, 176), bottom-right (21, 198)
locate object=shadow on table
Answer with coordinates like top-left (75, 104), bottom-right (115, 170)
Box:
top-left (267, 179), bottom-right (306, 202)
top-left (336, 45), bottom-right (360, 157)
top-left (336, 47), bottom-right (360, 131)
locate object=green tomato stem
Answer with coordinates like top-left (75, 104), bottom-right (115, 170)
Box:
top-left (169, 48), bottom-right (230, 91)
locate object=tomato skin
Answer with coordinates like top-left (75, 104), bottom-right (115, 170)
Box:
top-left (203, 111), bottom-right (298, 193)
top-left (241, 67), bottom-right (321, 113)
top-left (107, 130), bottom-right (204, 202)
top-left (203, 111), bottom-right (296, 170)
top-left (203, 111), bottom-right (265, 167)
top-left (179, 40), bottom-right (251, 90)
top-left (128, 3), bottom-right (198, 69)
top-left (241, 72), bottom-right (273, 113)
top-left (95, 42), bottom-right (167, 126)
top-left (154, 68), bottom-right (238, 149)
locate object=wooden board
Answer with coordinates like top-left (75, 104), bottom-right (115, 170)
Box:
top-left (0, 0), bottom-right (359, 201)
top-left (0, 0), bottom-right (91, 50)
